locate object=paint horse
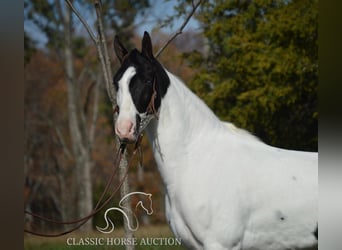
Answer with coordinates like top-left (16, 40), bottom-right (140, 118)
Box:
top-left (113, 32), bottom-right (318, 250)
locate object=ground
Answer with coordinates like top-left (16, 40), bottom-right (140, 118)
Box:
top-left (24, 224), bottom-right (187, 250)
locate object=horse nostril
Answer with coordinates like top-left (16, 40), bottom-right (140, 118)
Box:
top-left (115, 120), bottom-right (136, 142)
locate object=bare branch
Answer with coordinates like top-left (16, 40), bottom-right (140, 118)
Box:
top-left (93, 0), bottom-right (116, 105)
top-left (155, 0), bottom-right (202, 58)
top-left (83, 81), bottom-right (96, 114)
top-left (44, 114), bottom-right (73, 159)
top-left (89, 73), bottom-right (101, 146)
top-left (32, 110), bottom-right (72, 159)
top-left (54, 125), bottom-right (73, 159)
top-left (76, 67), bottom-right (90, 85)
top-left (65, 0), bottom-right (98, 44)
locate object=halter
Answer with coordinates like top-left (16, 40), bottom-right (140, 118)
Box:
top-left (138, 76), bottom-right (159, 130)
top-left (146, 76), bottom-right (159, 119)
top-left (114, 75), bottom-right (159, 145)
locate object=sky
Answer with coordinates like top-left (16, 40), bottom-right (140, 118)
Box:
top-left (24, 0), bottom-right (201, 49)
top-left (135, 0), bottom-right (201, 34)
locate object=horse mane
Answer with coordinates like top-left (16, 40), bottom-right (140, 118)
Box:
top-left (222, 122), bottom-right (261, 142)
top-left (165, 70), bottom-right (262, 143)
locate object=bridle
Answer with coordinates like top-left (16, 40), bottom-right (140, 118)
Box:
top-left (115, 75), bottom-right (159, 144)
top-left (138, 76), bottom-right (159, 131)
top-left (24, 135), bottom-right (143, 237)
top-left (117, 51), bottom-right (160, 136)
top-left (146, 76), bottom-right (159, 119)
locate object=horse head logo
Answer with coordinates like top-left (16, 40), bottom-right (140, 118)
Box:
top-left (96, 192), bottom-right (153, 234)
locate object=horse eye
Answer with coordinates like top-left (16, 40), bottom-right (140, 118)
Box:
top-left (146, 80), bottom-right (152, 84)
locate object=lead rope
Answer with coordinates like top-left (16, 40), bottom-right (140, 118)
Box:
top-left (24, 146), bottom-right (122, 225)
top-left (25, 106), bottom-right (122, 228)
top-left (24, 135), bottom-right (143, 237)
top-left (25, 75), bottom-right (158, 237)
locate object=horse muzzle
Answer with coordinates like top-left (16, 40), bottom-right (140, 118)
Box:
top-left (115, 119), bottom-right (138, 144)
top-left (115, 113), bottom-right (154, 144)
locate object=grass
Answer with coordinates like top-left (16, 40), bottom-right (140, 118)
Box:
top-left (24, 225), bottom-right (187, 250)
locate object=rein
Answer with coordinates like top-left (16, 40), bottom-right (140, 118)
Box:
top-left (24, 135), bottom-right (143, 237)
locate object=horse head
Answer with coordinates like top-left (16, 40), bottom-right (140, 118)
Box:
top-left (135, 193), bottom-right (153, 216)
top-left (113, 31), bottom-right (170, 143)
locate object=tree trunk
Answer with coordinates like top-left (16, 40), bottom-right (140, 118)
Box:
top-left (75, 153), bottom-right (93, 231)
top-left (119, 151), bottom-right (135, 249)
top-left (63, 3), bottom-right (93, 231)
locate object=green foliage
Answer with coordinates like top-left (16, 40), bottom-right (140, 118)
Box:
top-left (186, 0), bottom-right (318, 151)
top-left (159, 0), bottom-right (196, 29)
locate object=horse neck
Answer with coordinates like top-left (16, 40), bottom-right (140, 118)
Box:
top-left (145, 71), bottom-right (222, 175)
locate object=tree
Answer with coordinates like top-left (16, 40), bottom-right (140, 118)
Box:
top-left (24, 0), bottom-right (151, 234)
top-left (65, 1), bottom-right (150, 246)
top-left (186, 0), bottom-right (318, 151)
top-left (25, 0), bottom-right (99, 231)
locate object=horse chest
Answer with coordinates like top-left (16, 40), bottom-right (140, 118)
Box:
top-left (159, 158), bottom-right (246, 248)
top-left (164, 190), bottom-right (204, 249)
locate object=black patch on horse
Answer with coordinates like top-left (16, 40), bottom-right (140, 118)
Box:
top-left (113, 32), bottom-right (170, 114)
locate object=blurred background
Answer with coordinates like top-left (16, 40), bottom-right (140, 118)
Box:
top-left (24, 0), bottom-right (318, 246)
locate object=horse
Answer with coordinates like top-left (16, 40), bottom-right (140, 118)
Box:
top-left (96, 192), bottom-right (153, 233)
top-left (112, 31), bottom-right (318, 250)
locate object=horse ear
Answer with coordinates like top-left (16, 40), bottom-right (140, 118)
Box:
top-left (141, 31), bottom-right (154, 59)
top-left (114, 35), bottom-right (128, 63)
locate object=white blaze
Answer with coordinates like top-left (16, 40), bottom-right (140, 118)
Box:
top-left (116, 66), bottom-right (138, 139)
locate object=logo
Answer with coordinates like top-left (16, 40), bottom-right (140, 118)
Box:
top-left (66, 192), bottom-right (182, 247)
top-left (96, 192), bottom-right (153, 233)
